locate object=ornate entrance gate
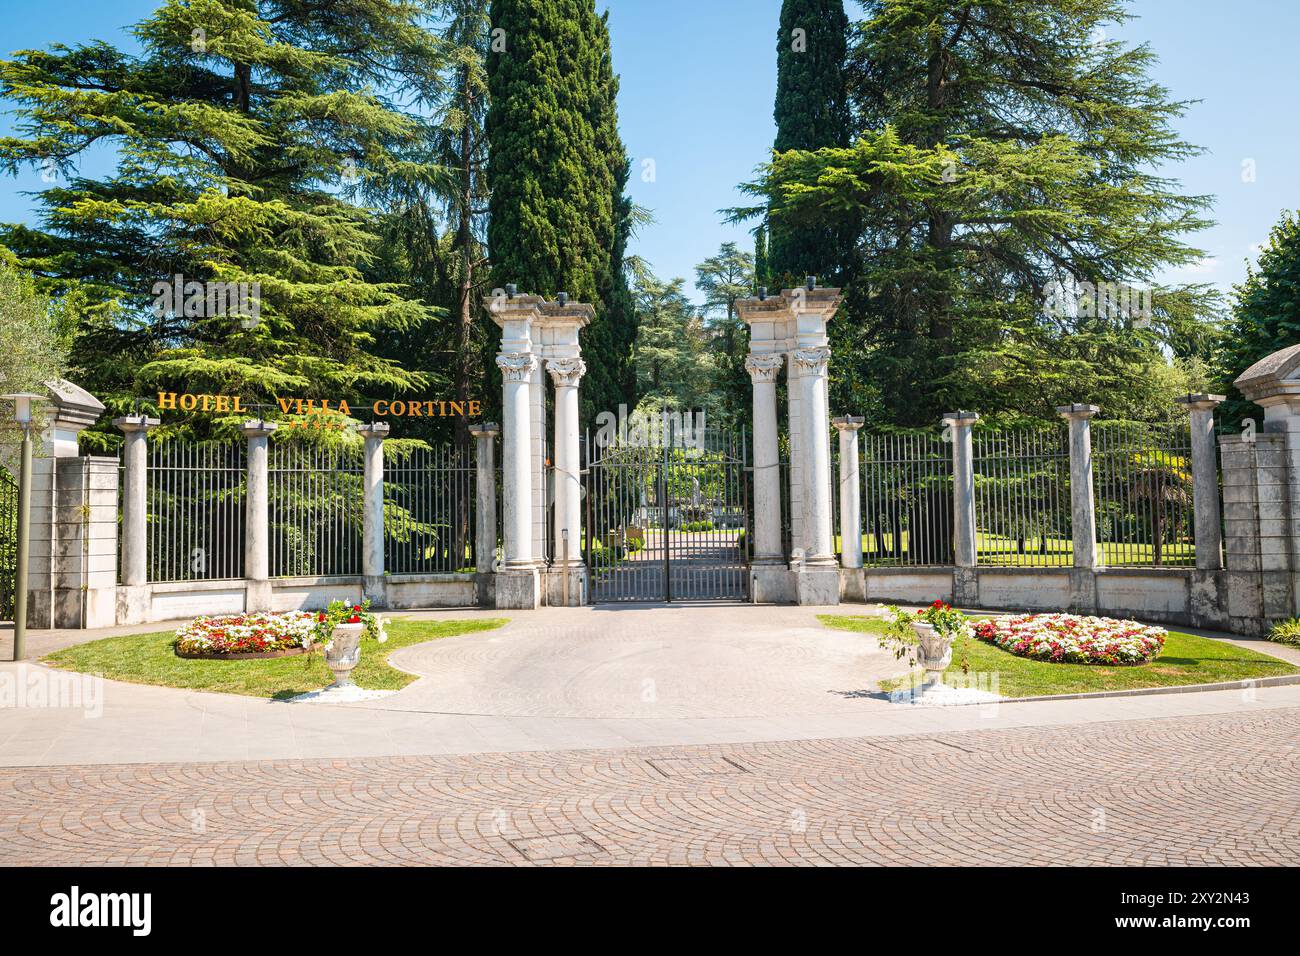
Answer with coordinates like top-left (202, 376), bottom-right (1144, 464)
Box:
top-left (0, 467), bottom-right (17, 621)
top-left (584, 427), bottom-right (750, 603)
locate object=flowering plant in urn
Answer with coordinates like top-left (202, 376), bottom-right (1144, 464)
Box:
top-left (881, 601), bottom-right (973, 681)
top-left (313, 599), bottom-right (380, 688)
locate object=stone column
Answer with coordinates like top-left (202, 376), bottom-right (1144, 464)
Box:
top-left (795, 347), bottom-right (835, 568)
top-left (112, 414), bottom-right (159, 625)
top-left (357, 422), bottom-right (389, 606)
top-left (786, 352), bottom-right (806, 552)
top-left (242, 419), bottom-right (278, 612)
top-left (548, 357), bottom-right (585, 605)
top-left (495, 350), bottom-right (540, 607)
top-left (833, 416), bottom-right (864, 570)
top-left (113, 414), bottom-right (159, 587)
top-left (1058, 404), bottom-right (1102, 614)
top-left (943, 411), bottom-right (979, 568)
top-left (944, 411), bottom-right (980, 606)
top-left (746, 354), bottom-right (785, 564)
top-left (1176, 393), bottom-right (1225, 571)
top-left (470, 422), bottom-right (500, 606)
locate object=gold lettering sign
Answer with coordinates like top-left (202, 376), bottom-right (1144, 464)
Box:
top-left (155, 393), bottom-right (480, 420)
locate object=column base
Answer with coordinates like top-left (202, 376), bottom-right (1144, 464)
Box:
top-left (544, 564), bottom-right (587, 607)
top-left (495, 568), bottom-right (541, 610)
top-left (116, 584), bottom-right (153, 625)
top-left (795, 567), bottom-right (841, 606)
top-left (751, 565), bottom-right (795, 604)
top-left (362, 575), bottom-right (388, 608)
top-left (953, 567), bottom-right (979, 607)
top-left (475, 572), bottom-right (496, 608)
top-left (245, 579), bottom-right (274, 613)
top-left (1067, 568), bottom-right (1098, 615)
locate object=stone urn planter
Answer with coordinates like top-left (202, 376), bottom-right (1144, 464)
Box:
top-left (910, 621), bottom-right (953, 685)
top-left (324, 622), bottom-right (365, 688)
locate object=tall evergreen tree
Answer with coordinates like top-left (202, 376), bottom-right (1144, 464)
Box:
top-left (767, 0), bottom-right (850, 287)
top-left (0, 0), bottom-right (445, 434)
top-left (695, 242), bottom-right (754, 427)
top-left (753, 225), bottom-right (769, 292)
top-left (486, 0), bottom-right (632, 420)
top-left (739, 0), bottom-right (1216, 427)
top-left (630, 263), bottom-right (715, 415)
top-left (1220, 210), bottom-right (1300, 425)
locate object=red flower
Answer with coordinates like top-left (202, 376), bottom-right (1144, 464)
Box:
top-left (347, 615), bottom-right (361, 624)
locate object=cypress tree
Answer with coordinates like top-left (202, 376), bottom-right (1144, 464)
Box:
top-left (768, 0), bottom-right (850, 286)
top-left (486, 0), bottom-right (632, 420)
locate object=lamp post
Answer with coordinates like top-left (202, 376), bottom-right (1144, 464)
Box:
top-left (3, 393), bottom-right (48, 660)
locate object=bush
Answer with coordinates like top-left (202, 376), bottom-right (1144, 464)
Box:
top-left (1268, 618), bottom-right (1300, 647)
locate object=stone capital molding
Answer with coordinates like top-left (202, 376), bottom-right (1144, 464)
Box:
top-left (744, 353), bottom-right (784, 384)
top-left (113, 415), bottom-right (161, 434)
top-left (791, 346), bottom-right (831, 375)
top-left (546, 357), bottom-right (587, 388)
top-left (1055, 403), bottom-right (1101, 421)
top-left (495, 351), bottom-right (537, 383)
top-left (832, 415), bottom-right (865, 432)
top-left (469, 421), bottom-right (501, 439)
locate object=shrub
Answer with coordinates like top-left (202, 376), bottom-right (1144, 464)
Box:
top-left (1268, 618), bottom-right (1300, 647)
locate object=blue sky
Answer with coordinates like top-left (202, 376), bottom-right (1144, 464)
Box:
top-left (1, 0), bottom-right (1296, 299)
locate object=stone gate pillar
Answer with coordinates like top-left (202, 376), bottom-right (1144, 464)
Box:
top-left (833, 416), bottom-right (864, 570)
top-left (114, 412), bottom-right (159, 624)
top-left (548, 357), bottom-right (586, 605)
top-left (535, 298), bottom-right (592, 606)
top-left (357, 421), bottom-right (389, 606)
top-left (470, 422), bottom-right (500, 606)
top-left (745, 353), bottom-right (784, 566)
top-left (241, 419), bottom-right (278, 612)
top-left (1176, 393), bottom-right (1225, 571)
top-left (1058, 403), bottom-right (1102, 615)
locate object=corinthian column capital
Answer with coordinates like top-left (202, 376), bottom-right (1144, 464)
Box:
top-left (546, 356), bottom-right (587, 388)
top-left (495, 351), bottom-right (536, 383)
top-left (744, 353), bottom-right (784, 384)
top-left (791, 346), bottom-right (831, 375)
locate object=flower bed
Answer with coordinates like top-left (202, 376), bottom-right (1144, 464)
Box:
top-left (174, 611), bottom-right (321, 658)
top-left (973, 613), bottom-right (1166, 665)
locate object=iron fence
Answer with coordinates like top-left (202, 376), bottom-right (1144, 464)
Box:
top-left (145, 440), bottom-right (246, 582)
top-left (1092, 420), bottom-right (1196, 567)
top-left (860, 431), bottom-right (954, 566)
top-left (384, 444), bottom-right (477, 574)
top-left (269, 442), bottom-right (363, 577)
top-left (973, 427), bottom-right (1073, 566)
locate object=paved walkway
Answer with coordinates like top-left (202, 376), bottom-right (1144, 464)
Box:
top-left (2, 605), bottom-right (1299, 767)
top-left (2, 707), bottom-right (1296, 865)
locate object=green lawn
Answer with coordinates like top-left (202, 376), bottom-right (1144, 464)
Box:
top-left (43, 616), bottom-right (508, 700)
top-left (832, 532), bottom-right (1195, 567)
top-left (818, 615), bottom-right (1298, 698)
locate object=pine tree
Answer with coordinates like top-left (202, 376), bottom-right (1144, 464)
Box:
top-left (1220, 211), bottom-right (1300, 425)
top-left (768, 0), bottom-right (850, 287)
top-left (631, 263), bottom-right (715, 415)
top-left (0, 252), bottom-right (67, 447)
top-left (740, 0), bottom-right (1216, 427)
top-left (0, 0), bottom-right (446, 436)
top-left (485, 0), bottom-right (632, 421)
top-left (695, 242), bottom-right (755, 429)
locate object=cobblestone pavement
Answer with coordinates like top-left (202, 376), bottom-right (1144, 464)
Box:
top-left (2, 707), bottom-right (1297, 866)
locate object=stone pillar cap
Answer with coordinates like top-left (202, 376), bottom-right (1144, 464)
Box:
top-left (240, 419), bottom-right (279, 437)
top-left (470, 421), bottom-right (501, 437)
top-left (832, 415), bottom-right (865, 430)
top-left (112, 415), bottom-right (161, 432)
top-left (1175, 393), bottom-right (1226, 407)
top-left (1056, 404), bottom-right (1101, 419)
top-left (941, 410), bottom-right (980, 424)
top-left (355, 421), bottom-right (391, 437)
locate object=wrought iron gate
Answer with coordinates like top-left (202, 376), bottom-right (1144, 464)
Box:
top-left (0, 467), bottom-right (17, 621)
top-left (584, 427), bottom-right (750, 603)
